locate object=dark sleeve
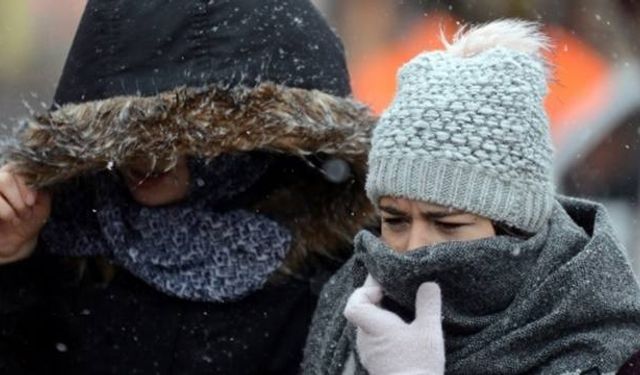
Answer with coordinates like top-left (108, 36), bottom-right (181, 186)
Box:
top-left (618, 349), bottom-right (640, 375)
top-left (0, 245), bottom-right (51, 374)
top-left (265, 281), bottom-right (319, 375)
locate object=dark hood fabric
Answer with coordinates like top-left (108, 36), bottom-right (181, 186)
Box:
top-left (302, 196), bottom-right (640, 374)
top-left (2, 0), bottom-right (377, 277)
top-left (618, 350), bottom-right (640, 374)
top-left (54, 0), bottom-right (351, 105)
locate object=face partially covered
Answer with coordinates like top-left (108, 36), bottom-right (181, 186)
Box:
top-left (378, 197), bottom-right (495, 252)
top-left (119, 156), bottom-right (191, 207)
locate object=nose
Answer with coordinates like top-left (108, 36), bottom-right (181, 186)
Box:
top-left (406, 225), bottom-right (436, 251)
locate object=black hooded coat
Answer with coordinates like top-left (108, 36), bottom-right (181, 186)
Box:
top-left (0, 1), bottom-right (376, 374)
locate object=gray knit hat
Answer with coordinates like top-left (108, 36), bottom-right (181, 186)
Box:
top-left (366, 20), bottom-right (555, 233)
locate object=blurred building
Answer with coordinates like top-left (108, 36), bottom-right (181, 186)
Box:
top-left (0, 0), bottom-right (85, 131)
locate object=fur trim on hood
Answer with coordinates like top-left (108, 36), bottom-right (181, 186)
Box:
top-left (4, 82), bottom-right (378, 276)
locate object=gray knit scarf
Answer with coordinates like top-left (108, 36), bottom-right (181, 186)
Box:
top-left (42, 155), bottom-right (292, 302)
top-left (302, 197), bottom-right (640, 374)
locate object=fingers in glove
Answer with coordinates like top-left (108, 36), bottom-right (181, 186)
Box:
top-left (414, 282), bottom-right (445, 352)
top-left (362, 274), bottom-right (382, 290)
top-left (415, 282), bottom-right (442, 320)
top-left (344, 287), bottom-right (405, 334)
top-left (347, 281), bottom-right (383, 307)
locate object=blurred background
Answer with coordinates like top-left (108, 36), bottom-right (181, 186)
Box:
top-left (1, 0), bottom-right (640, 274)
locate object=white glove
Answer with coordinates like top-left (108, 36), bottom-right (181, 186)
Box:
top-left (343, 275), bottom-right (445, 375)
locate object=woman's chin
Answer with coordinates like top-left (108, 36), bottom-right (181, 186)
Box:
top-left (129, 193), bottom-right (180, 207)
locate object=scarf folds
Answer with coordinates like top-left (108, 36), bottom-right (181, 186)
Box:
top-left (302, 197), bottom-right (640, 374)
top-left (41, 155), bottom-right (292, 302)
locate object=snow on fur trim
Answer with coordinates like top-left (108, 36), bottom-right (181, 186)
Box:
top-left (5, 82), bottom-right (375, 188)
top-left (442, 19), bottom-right (551, 58)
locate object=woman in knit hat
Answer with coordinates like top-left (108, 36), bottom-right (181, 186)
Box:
top-left (302, 20), bottom-right (640, 374)
top-left (0, 0), bottom-right (375, 373)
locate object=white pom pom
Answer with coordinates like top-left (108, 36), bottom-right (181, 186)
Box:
top-left (442, 19), bottom-right (551, 58)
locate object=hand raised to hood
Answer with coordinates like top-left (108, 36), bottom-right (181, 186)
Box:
top-left (343, 274), bottom-right (445, 375)
top-left (0, 164), bottom-right (51, 265)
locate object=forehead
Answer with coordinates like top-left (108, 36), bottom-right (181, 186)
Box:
top-left (378, 196), bottom-right (451, 212)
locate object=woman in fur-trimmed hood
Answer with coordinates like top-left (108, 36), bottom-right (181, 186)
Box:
top-left (0, 0), bottom-right (375, 374)
top-left (302, 20), bottom-right (640, 375)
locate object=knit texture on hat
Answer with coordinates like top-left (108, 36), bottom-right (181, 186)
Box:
top-left (366, 20), bottom-right (555, 232)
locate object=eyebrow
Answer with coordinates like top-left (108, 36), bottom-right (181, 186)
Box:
top-left (379, 205), bottom-right (407, 216)
top-left (379, 205), bottom-right (466, 219)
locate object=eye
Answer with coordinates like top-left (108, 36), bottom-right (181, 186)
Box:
top-left (434, 221), bottom-right (468, 232)
top-left (382, 217), bottom-right (409, 231)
